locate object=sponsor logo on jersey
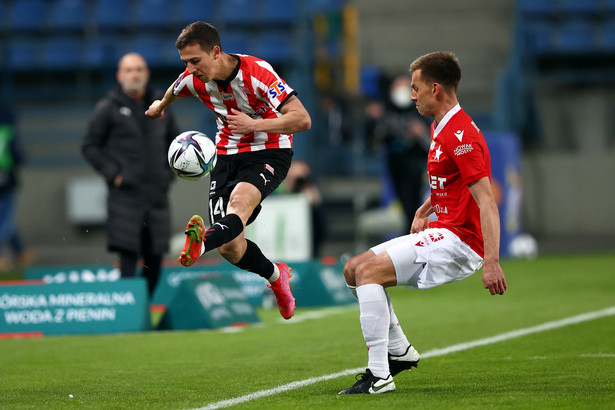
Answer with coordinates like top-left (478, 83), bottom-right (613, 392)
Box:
top-left (429, 174), bottom-right (447, 190)
top-left (221, 93), bottom-right (234, 101)
top-left (268, 81), bottom-right (286, 99)
top-left (454, 143), bottom-right (474, 156)
top-left (119, 107), bottom-right (131, 116)
top-left (454, 129), bottom-right (464, 142)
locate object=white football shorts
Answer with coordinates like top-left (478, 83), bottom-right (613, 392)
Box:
top-left (370, 228), bottom-right (484, 289)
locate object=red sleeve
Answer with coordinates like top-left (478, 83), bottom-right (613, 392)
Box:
top-left (450, 128), bottom-right (489, 185)
top-left (172, 68), bottom-right (195, 97)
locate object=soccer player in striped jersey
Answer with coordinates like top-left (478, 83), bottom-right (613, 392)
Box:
top-left (145, 22), bottom-right (311, 320)
top-left (339, 52), bottom-right (507, 394)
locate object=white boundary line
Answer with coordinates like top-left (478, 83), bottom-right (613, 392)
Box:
top-left (193, 306), bottom-right (615, 410)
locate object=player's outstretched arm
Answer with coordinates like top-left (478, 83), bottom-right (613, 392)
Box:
top-left (227, 96), bottom-right (311, 135)
top-left (411, 197), bottom-right (433, 233)
top-left (468, 177), bottom-right (507, 295)
top-left (145, 83), bottom-right (179, 119)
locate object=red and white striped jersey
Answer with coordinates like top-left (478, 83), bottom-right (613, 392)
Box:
top-left (172, 54), bottom-right (296, 155)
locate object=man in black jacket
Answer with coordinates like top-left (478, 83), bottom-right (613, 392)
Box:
top-left (82, 53), bottom-right (179, 296)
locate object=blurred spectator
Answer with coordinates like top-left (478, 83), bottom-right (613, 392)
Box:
top-left (82, 53), bottom-right (179, 296)
top-left (280, 160), bottom-right (327, 258)
top-left (0, 101), bottom-right (35, 271)
top-left (365, 74), bottom-right (431, 232)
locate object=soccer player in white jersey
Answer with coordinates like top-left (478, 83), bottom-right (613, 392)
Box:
top-left (339, 51), bottom-right (507, 394)
top-left (145, 22), bottom-right (311, 320)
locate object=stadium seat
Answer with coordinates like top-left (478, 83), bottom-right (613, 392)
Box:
top-left (42, 37), bottom-right (83, 70)
top-left (560, 0), bottom-right (601, 16)
top-left (177, 0), bottom-right (216, 26)
top-left (95, 0), bottom-right (132, 33)
top-left (521, 21), bottom-right (553, 55)
top-left (555, 20), bottom-right (597, 53)
top-left (7, 0), bottom-right (49, 34)
top-left (7, 38), bottom-right (42, 71)
top-left (220, 32), bottom-right (250, 54)
top-left (221, 0), bottom-right (257, 26)
top-left (308, 0), bottom-right (343, 14)
top-left (125, 34), bottom-right (179, 68)
top-left (47, 0), bottom-right (90, 33)
top-left (517, 0), bottom-right (558, 18)
top-left (600, 20), bottom-right (615, 50)
top-left (261, 0), bottom-right (297, 24)
top-left (252, 33), bottom-right (292, 63)
top-left (133, 0), bottom-right (173, 30)
top-left (82, 36), bottom-right (114, 69)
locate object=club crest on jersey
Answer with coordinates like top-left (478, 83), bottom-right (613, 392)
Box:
top-left (268, 81), bottom-right (286, 99)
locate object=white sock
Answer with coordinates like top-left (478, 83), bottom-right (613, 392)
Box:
top-left (268, 263), bottom-right (280, 283)
top-left (357, 284), bottom-right (390, 378)
top-left (385, 290), bottom-right (411, 355)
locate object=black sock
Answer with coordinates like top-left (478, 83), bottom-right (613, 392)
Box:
top-left (203, 213), bottom-right (244, 252)
top-left (234, 239), bottom-right (274, 280)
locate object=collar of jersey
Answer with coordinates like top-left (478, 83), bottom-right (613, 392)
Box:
top-left (215, 54), bottom-right (241, 90)
top-left (433, 103), bottom-right (461, 139)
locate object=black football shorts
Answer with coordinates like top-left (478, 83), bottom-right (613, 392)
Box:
top-left (208, 148), bottom-right (293, 225)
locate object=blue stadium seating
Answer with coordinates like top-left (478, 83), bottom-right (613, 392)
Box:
top-left (133, 0), bottom-right (173, 30)
top-left (517, 0), bottom-right (558, 18)
top-left (308, 0), bottom-right (343, 13)
top-left (252, 33), bottom-right (292, 63)
top-left (220, 32), bottom-right (250, 54)
top-left (560, 0), bottom-right (601, 16)
top-left (83, 36), bottom-right (119, 69)
top-left (177, 0), bottom-right (215, 26)
top-left (555, 20), bottom-right (596, 53)
top-left (521, 21), bottom-right (553, 55)
top-left (261, 0), bottom-right (297, 24)
top-left (600, 20), bottom-right (615, 50)
top-left (125, 35), bottom-right (178, 68)
top-left (95, 0), bottom-right (132, 32)
top-left (47, 0), bottom-right (90, 33)
top-left (8, 0), bottom-right (49, 34)
top-left (8, 38), bottom-right (42, 71)
top-left (42, 37), bottom-right (83, 70)
top-left (221, 0), bottom-right (257, 25)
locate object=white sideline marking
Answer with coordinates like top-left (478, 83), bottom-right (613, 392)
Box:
top-left (193, 306), bottom-right (615, 410)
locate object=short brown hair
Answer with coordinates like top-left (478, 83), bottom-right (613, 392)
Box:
top-left (410, 51), bottom-right (461, 92)
top-left (175, 21), bottom-right (221, 52)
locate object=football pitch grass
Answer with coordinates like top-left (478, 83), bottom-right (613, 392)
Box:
top-left (1, 253), bottom-right (614, 409)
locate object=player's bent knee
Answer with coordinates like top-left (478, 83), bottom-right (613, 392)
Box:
top-left (343, 258), bottom-right (358, 285)
top-left (354, 261), bottom-right (379, 286)
top-left (218, 242), bottom-right (242, 264)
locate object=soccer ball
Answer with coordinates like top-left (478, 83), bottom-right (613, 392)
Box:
top-left (168, 131), bottom-right (217, 180)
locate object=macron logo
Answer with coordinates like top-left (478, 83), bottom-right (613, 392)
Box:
top-left (454, 130), bottom-right (464, 142)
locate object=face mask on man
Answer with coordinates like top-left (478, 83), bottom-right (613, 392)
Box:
top-left (390, 85), bottom-right (412, 109)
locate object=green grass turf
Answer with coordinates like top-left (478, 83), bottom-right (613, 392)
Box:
top-left (1, 253), bottom-right (614, 409)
